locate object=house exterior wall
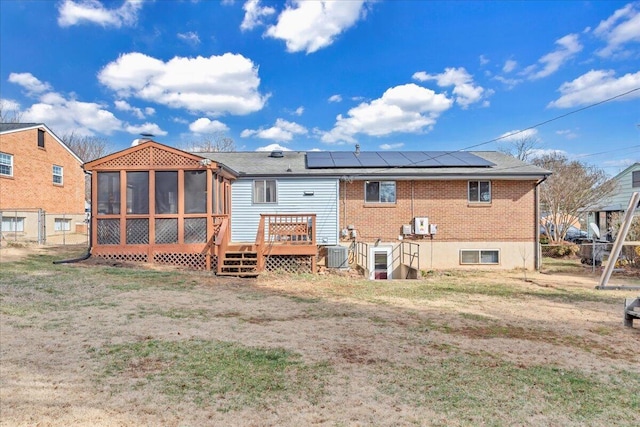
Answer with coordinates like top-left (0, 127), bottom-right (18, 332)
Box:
top-left (230, 177), bottom-right (339, 245)
top-left (340, 179), bottom-right (538, 270)
top-left (0, 128), bottom-right (85, 213)
top-left (607, 164), bottom-right (640, 209)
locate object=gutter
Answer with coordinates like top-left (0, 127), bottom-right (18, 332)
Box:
top-left (534, 175), bottom-right (550, 270)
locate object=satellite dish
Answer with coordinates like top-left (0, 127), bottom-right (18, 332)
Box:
top-left (589, 223), bottom-right (600, 239)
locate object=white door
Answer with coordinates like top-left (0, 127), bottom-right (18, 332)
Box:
top-left (369, 246), bottom-right (392, 280)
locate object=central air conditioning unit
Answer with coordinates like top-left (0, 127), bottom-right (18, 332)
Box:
top-left (414, 217), bottom-right (429, 235)
top-left (327, 245), bottom-right (349, 269)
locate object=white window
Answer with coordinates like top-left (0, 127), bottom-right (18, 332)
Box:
top-left (0, 152), bottom-right (13, 177)
top-left (54, 218), bottom-right (71, 231)
top-left (365, 181), bottom-right (396, 203)
top-left (253, 180), bottom-right (277, 204)
top-left (53, 165), bottom-right (63, 185)
top-left (633, 171), bottom-right (640, 188)
top-left (1, 217), bottom-right (25, 232)
top-left (460, 249), bottom-right (500, 265)
top-left (468, 180), bottom-right (491, 203)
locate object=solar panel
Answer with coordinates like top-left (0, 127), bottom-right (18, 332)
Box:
top-left (305, 151), bottom-right (494, 169)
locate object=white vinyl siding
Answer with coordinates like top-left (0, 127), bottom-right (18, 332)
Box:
top-left (230, 177), bottom-right (339, 245)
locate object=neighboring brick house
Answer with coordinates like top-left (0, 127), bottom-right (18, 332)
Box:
top-left (0, 123), bottom-right (86, 243)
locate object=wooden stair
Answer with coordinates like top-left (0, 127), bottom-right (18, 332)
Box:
top-left (217, 250), bottom-right (259, 277)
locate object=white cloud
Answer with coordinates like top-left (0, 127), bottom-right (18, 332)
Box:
top-left (328, 94), bottom-right (342, 103)
top-left (493, 75), bottom-right (522, 90)
top-left (548, 69), bottom-right (640, 108)
top-left (413, 67), bottom-right (489, 109)
top-left (528, 148), bottom-right (567, 159)
top-left (241, 0), bottom-right (275, 31)
top-left (294, 106), bottom-right (304, 116)
top-left (502, 59), bottom-right (517, 73)
top-left (8, 72), bottom-right (51, 94)
top-left (125, 122), bottom-right (167, 136)
top-left (524, 33), bottom-right (582, 80)
top-left (379, 143), bottom-right (404, 150)
top-left (265, 0), bottom-right (369, 53)
top-left (189, 117), bottom-right (230, 133)
top-left (0, 98), bottom-right (21, 112)
top-left (98, 52), bottom-right (268, 116)
top-left (321, 83), bottom-right (453, 144)
top-left (241, 118), bottom-right (308, 142)
top-left (498, 128), bottom-right (539, 142)
top-left (556, 129), bottom-right (579, 140)
top-left (255, 143), bottom-right (292, 152)
top-left (114, 99), bottom-right (147, 119)
top-left (594, 2), bottom-right (640, 57)
top-left (21, 95), bottom-right (123, 136)
top-left (479, 55), bottom-right (490, 66)
top-left (177, 31), bottom-right (201, 45)
top-left (57, 0), bottom-right (144, 28)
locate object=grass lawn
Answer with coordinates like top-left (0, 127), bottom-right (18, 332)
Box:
top-left (1, 245), bottom-right (639, 426)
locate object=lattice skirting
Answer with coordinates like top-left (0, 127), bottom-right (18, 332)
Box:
top-left (93, 251), bottom-right (217, 271)
top-left (93, 252), bottom-right (149, 263)
top-left (153, 252), bottom-right (208, 270)
top-left (265, 255), bottom-right (313, 274)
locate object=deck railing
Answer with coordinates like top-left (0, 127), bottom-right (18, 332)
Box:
top-left (255, 214), bottom-right (317, 272)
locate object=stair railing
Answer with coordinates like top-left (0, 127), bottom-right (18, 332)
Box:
top-left (215, 216), bottom-right (230, 274)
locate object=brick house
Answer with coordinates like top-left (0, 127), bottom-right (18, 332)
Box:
top-left (209, 149), bottom-right (551, 277)
top-left (0, 123), bottom-right (86, 243)
top-left (83, 141), bottom-right (550, 277)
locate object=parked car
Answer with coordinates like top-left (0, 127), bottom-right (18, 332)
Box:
top-left (540, 224), bottom-right (588, 242)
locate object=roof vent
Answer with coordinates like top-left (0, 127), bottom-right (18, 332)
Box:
top-left (269, 150), bottom-right (284, 158)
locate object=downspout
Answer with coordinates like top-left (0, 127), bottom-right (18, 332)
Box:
top-left (54, 168), bottom-right (93, 264)
top-left (534, 175), bottom-right (549, 271)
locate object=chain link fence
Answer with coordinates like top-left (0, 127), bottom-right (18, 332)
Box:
top-left (1, 209), bottom-right (89, 246)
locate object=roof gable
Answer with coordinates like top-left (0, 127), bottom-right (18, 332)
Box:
top-left (0, 122), bottom-right (83, 165)
top-left (84, 140), bottom-right (207, 170)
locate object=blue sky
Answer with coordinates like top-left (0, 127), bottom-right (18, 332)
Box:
top-left (1, 0), bottom-right (639, 175)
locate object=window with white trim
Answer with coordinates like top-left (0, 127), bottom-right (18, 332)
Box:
top-left (1, 217), bottom-right (25, 232)
top-left (0, 152), bottom-right (13, 177)
top-left (365, 181), bottom-right (396, 203)
top-left (633, 171), bottom-right (640, 188)
top-left (54, 218), bottom-right (71, 231)
top-left (53, 165), bottom-right (63, 185)
top-left (460, 249), bottom-right (499, 265)
top-left (253, 180), bottom-right (277, 204)
top-left (468, 180), bottom-right (491, 203)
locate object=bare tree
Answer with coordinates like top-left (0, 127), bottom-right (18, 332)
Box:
top-left (533, 153), bottom-right (618, 243)
top-left (61, 132), bottom-right (113, 204)
top-left (184, 132), bottom-right (236, 153)
top-left (0, 101), bottom-right (23, 123)
top-left (499, 135), bottom-right (540, 162)
top-left (61, 132), bottom-right (111, 162)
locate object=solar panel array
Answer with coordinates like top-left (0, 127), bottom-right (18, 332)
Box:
top-left (306, 151), bottom-right (495, 169)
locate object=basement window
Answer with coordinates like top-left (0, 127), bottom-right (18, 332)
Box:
top-left (1, 217), bottom-right (24, 232)
top-left (54, 218), bottom-right (71, 231)
top-left (460, 249), bottom-right (499, 265)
